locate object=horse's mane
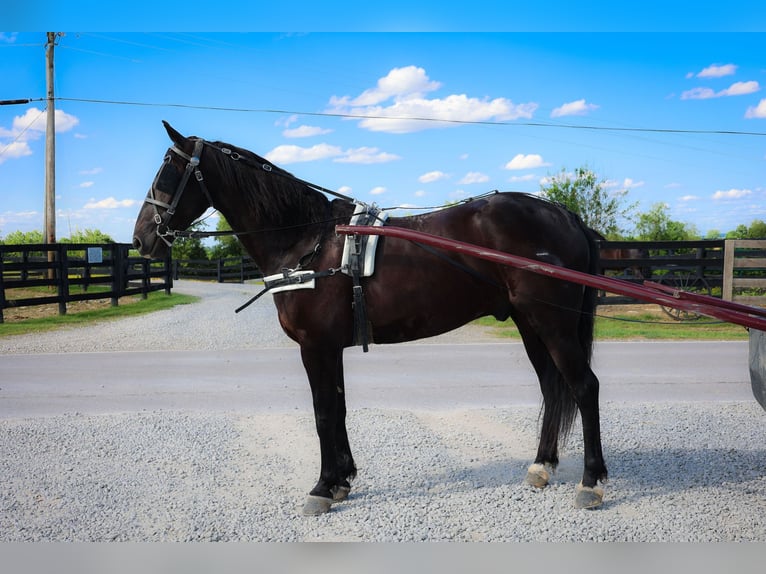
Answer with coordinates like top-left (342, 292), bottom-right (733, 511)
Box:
top-left (204, 139), bottom-right (334, 228)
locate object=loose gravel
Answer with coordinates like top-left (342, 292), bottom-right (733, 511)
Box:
top-left (1, 280), bottom-right (765, 541)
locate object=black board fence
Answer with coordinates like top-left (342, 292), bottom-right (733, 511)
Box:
top-left (0, 243), bottom-right (172, 323)
top-left (172, 256), bottom-right (262, 283)
top-left (596, 238), bottom-right (766, 309)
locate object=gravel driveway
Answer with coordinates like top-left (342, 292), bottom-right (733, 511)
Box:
top-left (1, 280), bottom-right (765, 542)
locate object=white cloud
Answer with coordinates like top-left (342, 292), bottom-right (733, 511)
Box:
top-left (551, 99), bottom-right (599, 118)
top-left (0, 210), bottom-right (38, 229)
top-left (265, 143), bottom-right (343, 164)
top-left (265, 143), bottom-right (399, 165)
top-left (370, 186), bottom-right (386, 195)
top-left (681, 81), bottom-right (760, 100)
top-left (79, 167), bottom-right (103, 175)
top-left (83, 197), bottom-right (138, 209)
top-left (622, 178), bottom-right (645, 189)
top-left (414, 190), bottom-right (427, 197)
top-left (680, 195), bottom-right (699, 201)
top-left (745, 98), bottom-right (766, 119)
top-left (328, 66), bottom-right (538, 134)
top-left (0, 141), bottom-right (33, 164)
top-left (695, 63), bottom-right (738, 78)
top-left (335, 147), bottom-right (401, 164)
top-left (283, 125), bottom-right (333, 138)
top-left (12, 107), bottom-right (79, 136)
top-left (349, 66), bottom-right (441, 107)
top-left (508, 174), bottom-right (536, 182)
top-left (79, 181), bottom-right (95, 188)
top-left (458, 171), bottom-right (489, 184)
top-left (712, 188), bottom-right (752, 200)
top-left (681, 87), bottom-right (716, 100)
top-left (720, 81), bottom-right (760, 96)
top-left (0, 107), bottom-right (80, 164)
top-left (504, 153), bottom-right (550, 170)
top-left (419, 170), bottom-right (449, 183)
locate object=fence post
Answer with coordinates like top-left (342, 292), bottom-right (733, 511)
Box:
top-left (723, 240), bottom-right (735, 302)
top-left (111, 245), bottom-right (122, 306)
top-left (217, 258), bottom-right (223, 283)
top-left (0, 255), bottom-right (6, 324)
top-left (57, 244), bottom-right (68, 316)
top-left (165, 255), bottom-right (173, 295)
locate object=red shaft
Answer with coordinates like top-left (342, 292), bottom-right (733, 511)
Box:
top-left (336, 224), bottom-right (766, 332)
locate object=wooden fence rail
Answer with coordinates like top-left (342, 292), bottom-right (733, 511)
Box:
top-left (172, 256), bottom-right (262, 283)
top-left (0, 243), bottom-right (172, 323)
top-left (723, 240), bottom-right (766, 305)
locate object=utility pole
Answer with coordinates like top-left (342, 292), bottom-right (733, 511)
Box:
top-left (44, 32), bottom-right (58, 246)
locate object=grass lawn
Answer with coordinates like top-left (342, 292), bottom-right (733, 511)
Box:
top-left (474, 304), bottom-right (750, 341)
top-left (0, 291), bottom-right (198, 337)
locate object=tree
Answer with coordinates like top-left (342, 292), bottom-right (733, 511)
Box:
top-left (633, 203), bottom-right (699, 241)
top-left (62, 228), bottom-right (115, 243)
top-left (209, 216), bottom-right (246, 259)
top-left (726, 219), bottom-right (766, 239)
top-left (171, 222), bottom-right (208, 261)
top-left (1, 230), bottom-right (44, 244)
top-left (539, 166), bottom-right (636, 238)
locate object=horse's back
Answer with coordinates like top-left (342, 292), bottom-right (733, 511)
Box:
top-left (389, 192), bottom-right (593, 267)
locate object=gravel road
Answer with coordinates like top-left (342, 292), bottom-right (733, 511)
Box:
top-left (1, 280), bottom-right (765, 542)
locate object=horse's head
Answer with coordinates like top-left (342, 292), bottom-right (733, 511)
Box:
top-left (132, 121), bottom-right (214, 259)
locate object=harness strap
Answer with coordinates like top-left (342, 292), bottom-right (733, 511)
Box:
top-left (235, 268), bottom-right (339, 314)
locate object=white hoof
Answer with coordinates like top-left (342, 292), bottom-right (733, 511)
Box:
top-left (301, 495), bottom-right (333, 516)
top-left (525, 463), bottom-right (551, 489)
top-left (575, 482), bottom-right (605, 509)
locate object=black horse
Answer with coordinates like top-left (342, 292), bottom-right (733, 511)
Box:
top-left (133, 122), bottom-right (607, 514)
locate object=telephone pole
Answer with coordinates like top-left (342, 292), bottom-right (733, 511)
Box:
top-left (44, 32), bottom-right (59, 245)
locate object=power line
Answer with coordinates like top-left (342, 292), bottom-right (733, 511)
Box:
top-left (50, 96), bottom-right (766, 138)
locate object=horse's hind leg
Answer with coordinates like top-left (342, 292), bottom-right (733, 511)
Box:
top-left (514, 316), bottom-right (569, 488)
top-left (513, 303), bottom-right (607, 508)
top-left (545, 337), bottom-right (607, 508)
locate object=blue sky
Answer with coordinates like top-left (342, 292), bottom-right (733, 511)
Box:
top-left (1, 17), bottom-right (765, 242)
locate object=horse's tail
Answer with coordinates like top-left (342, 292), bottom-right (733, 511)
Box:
top-left (543, 221), bottom-right (600, 445)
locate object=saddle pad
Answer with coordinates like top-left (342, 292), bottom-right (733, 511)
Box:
top-left (341, 203), bottom-right (388, 277)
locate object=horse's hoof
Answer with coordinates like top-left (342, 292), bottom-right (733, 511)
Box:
top-left (331, 485), bottom-right (351, 502)
top-left (575, 482), bottom-right (605, 509)
top-left (301, 495), bottom-right (333, 516)
top-left (525, 463), bottom-right (551, 488)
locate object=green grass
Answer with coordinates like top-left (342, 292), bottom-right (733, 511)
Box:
top-left (0, 292), bottom-right (199, 338)
top-left (474, 309), bottom-right (750, 341)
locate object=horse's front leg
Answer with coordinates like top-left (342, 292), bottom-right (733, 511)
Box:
top-left (300, 345), bottom-right (351, 516)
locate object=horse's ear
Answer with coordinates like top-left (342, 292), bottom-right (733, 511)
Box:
top-left (162, 121), bottom-right (187, 146)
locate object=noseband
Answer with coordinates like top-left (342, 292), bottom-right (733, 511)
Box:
top-left (143, 138), bottom-right (215, 246)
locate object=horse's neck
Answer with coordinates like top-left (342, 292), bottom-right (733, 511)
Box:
top-left (217, 203), bottom-right (326, 276)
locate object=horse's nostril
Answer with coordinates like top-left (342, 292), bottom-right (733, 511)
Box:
top-left (132, 236), bottom-right (143, 251)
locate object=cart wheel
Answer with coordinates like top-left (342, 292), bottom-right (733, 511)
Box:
top-left (658, 269), bottom-right (712, 321)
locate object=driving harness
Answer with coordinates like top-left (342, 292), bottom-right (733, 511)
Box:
top-left (234, 202), bottom-right (387, 353)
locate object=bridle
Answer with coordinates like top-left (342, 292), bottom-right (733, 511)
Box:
top-left (143, 137), bottom-right (363, 246)
top-left (143, 138), bottom-right (215, 246)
